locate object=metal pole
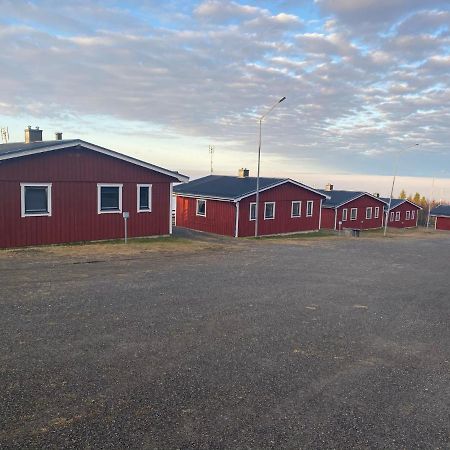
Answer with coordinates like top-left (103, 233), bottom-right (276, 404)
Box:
top-left (254, 96), bottom-right (286, 238)
top-left (124, 218), bottom-right (128, 244)
top-left (426, 177), bottom-right (435, 229)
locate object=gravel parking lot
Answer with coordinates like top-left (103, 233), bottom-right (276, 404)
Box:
top-left (1, 233), bottom-right (449, 449)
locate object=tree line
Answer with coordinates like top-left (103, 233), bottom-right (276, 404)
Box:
top-left (398, 189), bottom-right (448, 226)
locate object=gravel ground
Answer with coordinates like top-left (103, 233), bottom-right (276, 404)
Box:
top-left (1, 234), bottom-right (449, 449)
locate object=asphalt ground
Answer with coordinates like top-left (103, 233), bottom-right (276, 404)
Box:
top-left (1, 234), bottom-right (449, 449)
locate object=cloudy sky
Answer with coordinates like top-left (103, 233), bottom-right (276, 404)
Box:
top-left (1, 0), bottom-right (449, 199)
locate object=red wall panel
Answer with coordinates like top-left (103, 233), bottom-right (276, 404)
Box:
top-left (335, 195), bottom-right (385, 230)
top-left (436, 217), bottom-right (450, 231)
top-left (0, 146), bottom-right (176, 248)
top-left (387, 203), bottom-right (420, 228)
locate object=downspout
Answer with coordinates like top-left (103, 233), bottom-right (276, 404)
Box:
top-left (235, 201), bottom-right (240, 238)
top-left (334, 207), bottom-right (337, 230)
top-left (318, 199), bottom-right (323, 230)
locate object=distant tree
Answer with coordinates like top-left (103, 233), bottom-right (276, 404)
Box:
top-left (399, 189), bottom-right (407, 199)
top-left (413, 192), bottom-right (421, 204)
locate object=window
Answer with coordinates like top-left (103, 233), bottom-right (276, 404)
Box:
top-left (366, 207), bottom-right (373, 219)
top-left (196, 199), bottom-right (206, 217)
top-left (137, 184), bottom-right (152, 212)
top-left (390, 212), bottom-right (394, 222)
top-left (350, 208), bottom-right (358, 220)
top-left (406, 211), bottom-right (411, 220)
top-left (21, 183), bottom-right (52, 217)
top-left (411, 210), bottom-right (415, 220)
top-left (98, 184), bottom-right (122, 214)
top-left (291, 201), bottom-right (301, 218)
top-left (395, 211), bottom-right (401, 221)
top-left (306, 201), bottom-right (314, 217)
top-left (264, 202), bottom-right (275, 220)
top-left (249, 202), bottom-right (256, 221)
top-left (374, 207), bottom-right (379, 219)
top-left (342, 208), bottom-right (348, 221)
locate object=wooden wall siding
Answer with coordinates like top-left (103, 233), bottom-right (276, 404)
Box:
top-left (320, 208), bottom-right (336, 230)
top-left (436, 217), bottom-right (450, 231)
top-left (238, 183), bottom-right (323, 237)
top-left (176, 196), bottom-right (236, 237)
top-left (387, 203), bottom-right (420, 228)
top-left (335, 195), bottom-right (385, 230)
top-left (0, 147), bottom-right (175, 248)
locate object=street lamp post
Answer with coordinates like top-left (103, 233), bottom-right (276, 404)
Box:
top-left (383, 143), bottom-right (419, 237)
top-left (254, 96), bottom-right (286, 237)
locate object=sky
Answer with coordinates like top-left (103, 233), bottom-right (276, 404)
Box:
top-left (1, 0), bottom-right (449, 200)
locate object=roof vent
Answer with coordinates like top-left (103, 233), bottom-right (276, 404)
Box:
top-left (55, 132), bottom-right (63, 141)
top-left (25, 126), bottom-right (43, 144)
top-left (238, 168), bottom-right (249, 178)
top-left (325, 183), bottom-right (333, 191)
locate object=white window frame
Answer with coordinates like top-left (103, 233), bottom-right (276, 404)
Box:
top-left (390, 211), bottom-right (394, 222)
top-left (291, 201), bottom-right (301, 218)
top-left (196, 198), bottom-right (206, 217)
top-left (350, 208), bottom-right (358, 220)
top-left (306, 200), bottom-right (314, 217)
top-left (97, 183), bottom-right (123, 214)
top-left (395, 211), bottom-right (401, 221)
top-left (411, 210), bottom-right (415, 220)
top-left (342, 208), bottom-right (348, 221)
top-left (249, 202), bottom-right (256, 221)
top-left (20, 183), bottom-right (52, 218)
top-left (137, 184), bottom-right (152, 213)
top-left (366, 207), bottom-right (373, 219)
top-left (406, 210), bottom-right (411, 220)
top-left (264, 202), bottom-right (275, 220)
top-left (374, 207), bottom-right (379, 219)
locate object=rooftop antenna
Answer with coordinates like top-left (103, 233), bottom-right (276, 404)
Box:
top-left (1, 126), bottom-right (9, 143)
top-left (208, 145), bottom-right (215, 174)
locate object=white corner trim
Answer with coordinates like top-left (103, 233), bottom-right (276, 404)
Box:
top-left (169, 183), bottom-right (173, 235)
top-left (97, 183), bottom-right (123, 214)
top-left (20, 182), bottom-right (52, 218)
top-left (235, 201), bottom-right (240, 238)
top-left (137, 184), bottom-right (152, 213)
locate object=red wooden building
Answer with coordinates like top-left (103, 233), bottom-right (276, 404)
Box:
top-left (430, 205), bottom-right (450, 231)
top-left (319, 185), bottom-right (387, 231)
top-left (174, 170), bottom-right (327, 237)
top-left (0, 130), bottom-right (187, 248)
top-left (381, 198), bottom-right (421, 228)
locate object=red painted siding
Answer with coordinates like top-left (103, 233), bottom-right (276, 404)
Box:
top-left (238, 183), bottom-right (323, 237)
top-left (320, 208), bottom-right (336, 230)
top-left (387, 203), bottom-right (420, 228)
top-left (0, 146), bottom-right (176, 248)
top-left (175, 196), bottom-right (236, 237)
top-left (332, 195), bottom-right (385, 230)
top-left (436, 216), bottom-right (450, 231)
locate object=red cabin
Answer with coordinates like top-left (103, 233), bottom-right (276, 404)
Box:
top-left (430, 205), bottom-right (450, 231)
top-left (319, 186), bottom-right (387, 231)
top-left (382, 198), bottom-right (421, 228)
top-left (0, 132), bottom-right (187, 248)
top-left (174, 170), bottom-right (327, 237)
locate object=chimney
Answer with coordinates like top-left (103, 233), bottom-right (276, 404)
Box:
top-left (55, 132), bottom-right (63, 141)
top-left (374, 192), bottom-right (380, 198)
top-left (25, 126), bottom-right (43, 144)
top-left (238, 168), bottom-right (250, 178)
top-left (325, 183), bottom-right (333, 191)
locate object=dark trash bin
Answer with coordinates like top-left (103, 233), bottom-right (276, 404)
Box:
top-left (352, 229), bottom-right (360, 237)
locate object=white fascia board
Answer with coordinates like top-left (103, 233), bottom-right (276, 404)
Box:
top-left (173, 192), bottom-right (234, 202)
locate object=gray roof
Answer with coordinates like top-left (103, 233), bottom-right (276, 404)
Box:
top-left (379, 198), bottom-right (422, 211)
top-left (430, 204), bottom-right (450, 217)
top-left (318, 189), bottom-right (387, 208)
top-left (174, 175), bottom-right (326, 201)
top-left (0, 139), bottom-right (188, 182)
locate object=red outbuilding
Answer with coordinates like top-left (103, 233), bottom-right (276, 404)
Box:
top-left (0, 128), bottom-right (188, 248)
top-left (381, 198), bottom-right (421, 228)
top-left (430, 205), bottom-right (450, 231)
top-left (174, 170), bottom-right (327, 237)
top-left (319, 185), bottom-right (387, 231)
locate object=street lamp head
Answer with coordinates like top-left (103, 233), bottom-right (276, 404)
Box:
top-left (279, 96), bottom-right (286, 103)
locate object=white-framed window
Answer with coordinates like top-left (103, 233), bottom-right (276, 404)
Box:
top-left (264, 202), bottom-right (275, 220)
top-left (366, 207), bottom-right (373, 219)
top-left (395, 211), bottom-right (401, 221)
top-left (342, 208), bottom-right (348, 221)
top-left (249, 202), bottom-right (256, 221)
top-left (390, 211), bottom-right (394, 222)
top-left (137, 184), bottom-right (152, 212)
top-left (411, 210), bottom-right (415, 220)
top-left (196, 198), bottom-right (206, 217)
top-left (350, 208), bottom-right (358, 220)
top-left (374, 207), bottom-right (379, 219)
top-left (97, 183), bottom-right (123, 214)
top-left (306, 200), bottom-right (314, 217)
top-left (291, 201), bottom-right (301, 218)
top-left (21, 183), bottom-right (52, 217)
top-left (406, 210), bottom-right (411, 220)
